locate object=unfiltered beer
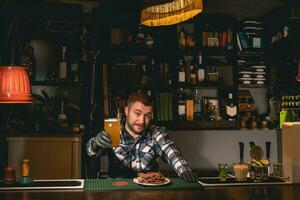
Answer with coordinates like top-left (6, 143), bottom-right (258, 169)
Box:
top-left (104, 118), bottom-right (121, 147)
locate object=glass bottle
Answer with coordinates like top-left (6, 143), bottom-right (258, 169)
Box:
top-left (178, 59), bottom-right (186, 83)
top-left (149, 58), bottom-right (155, 84)
top-left (58, 99), bottom-right (68, 134)
top-left (186, 93), bottom-right (194, 121)
top-left (197, 51), bottom-right (205, 83)
top-left (178, 26), bottom-right (186, 50)
top-left (226, 92), bottom-right (237, 121)
top-left (70, 53), bottom-right (79, 82)
top-left (140, 64), bottom-right (149, 85)
top-left (189, 62), bottom-right (197, 85)
top-left (194, 89), bottom-right (202, 121)
top-left (177, 88), bottom-right (186, 121)
top-left (59, 46), bottom-right (67, 81)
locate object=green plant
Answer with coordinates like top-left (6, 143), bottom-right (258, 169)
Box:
top-left (32, 90), bottom-right (57, 118)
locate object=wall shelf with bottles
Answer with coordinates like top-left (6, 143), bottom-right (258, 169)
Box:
top-left (2, 2), bottom-right (87, 135)
top-left (263, 3), bottom-right (300, 128)
top-left (102, 13), bottom-right (240, 130)
top-left (172, 14), bottom-right (239, 130)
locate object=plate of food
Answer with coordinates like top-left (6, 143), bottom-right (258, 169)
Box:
top-left (133, 172), bottom-right (171, 186)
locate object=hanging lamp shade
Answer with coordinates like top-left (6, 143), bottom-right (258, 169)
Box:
top-left (140, 0), bottom-right (203, 26)
top-left (0, 66), bottom-right (32, 104)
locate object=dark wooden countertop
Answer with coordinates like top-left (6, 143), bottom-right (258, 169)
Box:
top-left (0, 184), bottom-right (299, 200)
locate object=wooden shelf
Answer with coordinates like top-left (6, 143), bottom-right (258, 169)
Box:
top-left (175, 120), bottom-right (238, 130)
top-left (32, 80), bottom-right (82, 87)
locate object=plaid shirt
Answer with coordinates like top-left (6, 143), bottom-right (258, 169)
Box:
top-left (88, 119), bottom-right (191, 177)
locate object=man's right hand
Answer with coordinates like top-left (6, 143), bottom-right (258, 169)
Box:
top-left (86, 130), bottom-right (112, 156)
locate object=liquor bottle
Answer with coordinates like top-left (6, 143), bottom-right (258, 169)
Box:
top-left (70, 53), bottom-right (79, 82)
top-left (135, 25), bottom-right (145, 45)
top-left (178, 26), bottom-right (186, 50)
top-left (178, 59), bottom-right (186, 83)
top-left (177, 88), bottom-right (186, 121)
top-left (189, 62), bottom-right (197, 85)
top-left (186, 94), bottom-right (194, 121)
top-left (59, 46), bottom-right (67, 81)
top-left (140, 64), bottom-right (149, 85)
top-left (58, 99), bottom-right (68, 134)
top-left (196, 52), bottom-right (205, 83)
top-left (225, 92), bottom-right (237, 121)
top-left (194, 89), bottom-right (202, 120)
top-left (168, 73), bottom-right (172, 85)
top-left (145, 33), bottom-right (154, 49)
top-left (149, 58), bottom-right (155, 84)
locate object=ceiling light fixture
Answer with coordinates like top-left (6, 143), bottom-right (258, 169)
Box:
top-left (0, 66), bottom-right (32, 104)
top-left (141, 0), bottom-right (203, 26)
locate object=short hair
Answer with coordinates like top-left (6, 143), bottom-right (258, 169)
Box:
top-left (127, 92), bottom-right (153, 107)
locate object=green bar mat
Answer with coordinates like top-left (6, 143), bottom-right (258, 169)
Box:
top-left (84, 178), bottom-right (201, 191)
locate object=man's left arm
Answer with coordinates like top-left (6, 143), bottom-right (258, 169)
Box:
top-left (153, 127), bottom-right (198, 182)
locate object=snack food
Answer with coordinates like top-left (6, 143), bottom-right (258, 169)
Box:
top-left (137, 172), bottom-right (166, 184)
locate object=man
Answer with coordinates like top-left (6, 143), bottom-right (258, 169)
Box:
top-left (86, 92), bottom-right (198, 182)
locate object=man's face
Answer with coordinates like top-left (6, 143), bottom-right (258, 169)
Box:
top-left (125, 102), bottom-right (153, 135)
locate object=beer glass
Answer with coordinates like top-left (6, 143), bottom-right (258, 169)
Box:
top-left (104, 118), bottom-right (121, 147)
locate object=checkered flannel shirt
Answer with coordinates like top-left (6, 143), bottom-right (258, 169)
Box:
top-left (88, 119), bottom-right (192, 176)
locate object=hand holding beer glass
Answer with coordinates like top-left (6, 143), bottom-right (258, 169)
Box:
top-left (104, 118), bottom-right (121, 148)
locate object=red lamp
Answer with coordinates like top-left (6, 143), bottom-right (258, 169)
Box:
top-left (0, 66), bottom-right (32, 104)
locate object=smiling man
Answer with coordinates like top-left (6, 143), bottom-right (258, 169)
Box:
top-left (86, 92), bottom-right (198, 182)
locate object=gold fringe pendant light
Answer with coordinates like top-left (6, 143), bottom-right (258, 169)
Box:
top-left (141, 0), bottom-right (203, 26)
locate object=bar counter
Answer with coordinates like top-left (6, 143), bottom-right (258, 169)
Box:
top-left (0, 180), bottom-right (299, 200)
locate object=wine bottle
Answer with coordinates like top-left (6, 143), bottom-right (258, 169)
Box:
top-left (149, 58), bottom-right (155, 84)
top-left (189, 62), bottom-right (197, 85)
top-left (226, 92), bottom-right (237, 121)
top-left (70, 53), bottom-right (79, 82)
top-left (178, 59), bottom-right (186, 83)
top-left (194, 89), bottom-right (202, 120)
top-left (140, 64), bottom-right (149, 85)
top-left (59, 46), bottom-right (67, 81)
top-left (197, 51), bottom-right (205, 83)
top-left (178, 26), bottom-right (186, 50)
top-left (58, 99), bottom-right (68, 134)
top-left (177, 88), bottom-right (186, 121)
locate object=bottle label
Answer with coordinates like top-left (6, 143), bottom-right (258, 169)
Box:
top-left (71, 63), bottom-right (79, 82)
top-left (178, 105), bottom-right (186, 115)
top-left (194, 100), bottom-right (201, 113)
top-left (226, 105), bottom-right (237, 117)
top-left (190, 74), bottom-right (196, 84)
top-left (59, 62), bottom-right (67, 79)
top-left (186, 100), bottom-right (194, 121)
top-left (179, 72), bottom-right (185, 82)
top-left (197, 69), bottom-right (205, 82)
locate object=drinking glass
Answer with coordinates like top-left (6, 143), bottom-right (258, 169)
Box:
top-left (218, 163), bottom-right (228, 181)
top-left (273, 163), bottom-right (283, 177)
top-left (233, 163), bottom-right (249, 182)
top-left (104, 118), bottom-right (121, 148)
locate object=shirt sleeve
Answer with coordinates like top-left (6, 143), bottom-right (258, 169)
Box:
top-left (153, 127), bottom-right (192, 176)
top-left (86, 137), bottom-right (101, 157)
